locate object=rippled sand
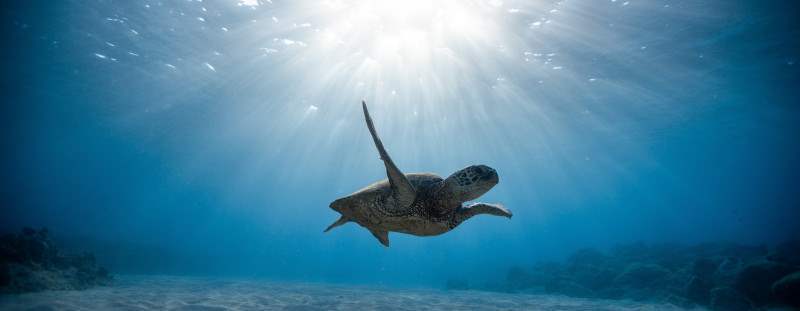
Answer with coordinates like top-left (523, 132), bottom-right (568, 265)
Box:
top-left (0, 275), bottom-right (699, 310)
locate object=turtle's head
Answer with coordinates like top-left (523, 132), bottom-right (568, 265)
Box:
top-left (330, 197), bottom-right (351, 212)
top-left (443, 165), bottom-right (499, 202)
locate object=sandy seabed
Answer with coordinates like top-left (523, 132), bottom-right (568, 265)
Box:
top-left (0, 275), bottom-right (701, 310)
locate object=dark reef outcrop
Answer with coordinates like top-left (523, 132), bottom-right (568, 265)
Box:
top-left (0, 227), bottom-right (112, 294)
top-left (734, 260), bottom-right (794, 305)
top-left (772, 271), bottom-right (800, 307)
top-left (450, 240), bottom-right (800, 310)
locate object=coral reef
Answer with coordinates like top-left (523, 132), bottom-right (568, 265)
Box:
top-left (468, 241), bottom-right (800, 310)
top-left (0, 227), bottom-right (112, 294)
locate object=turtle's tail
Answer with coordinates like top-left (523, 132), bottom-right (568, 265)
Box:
top-left (324, 215), bottom-right (350, 233)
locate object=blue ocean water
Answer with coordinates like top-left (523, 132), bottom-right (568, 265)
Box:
top-left (1, 0), bottom-right (798, 306)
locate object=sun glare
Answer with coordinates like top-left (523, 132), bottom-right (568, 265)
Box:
top-left (317, 0), bottom-right (490, 63)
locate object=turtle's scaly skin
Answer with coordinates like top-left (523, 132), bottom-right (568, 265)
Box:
top-left (325, 101), bottom-right (511, 247)
top-left (332, 173), bottom-right (459, 236)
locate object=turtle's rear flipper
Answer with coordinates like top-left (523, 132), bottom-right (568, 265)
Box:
top-left (368, 228), bottom-right (390, 247)
top-left (324, 215), bottom-right (350, 233)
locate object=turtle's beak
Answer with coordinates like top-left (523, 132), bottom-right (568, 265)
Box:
top-left (330, 198), bottom-right (346, 212)
top-left (477, 166), bottom-right (498, 184)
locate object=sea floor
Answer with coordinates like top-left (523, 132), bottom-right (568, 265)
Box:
top-left (0, 275), bottom-right (701, 310)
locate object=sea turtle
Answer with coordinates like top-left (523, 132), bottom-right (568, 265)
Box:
top-left (324, 101), bottom-right (512, 247)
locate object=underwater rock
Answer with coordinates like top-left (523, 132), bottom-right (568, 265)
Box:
top-left (619, 287), bottom-right (670, 302)
top-left (685, 275), bottom-right (713, 305)
top-left (684, 258), bottom-right (720, 305)
top-left (493, 241), bottom-right (800, 309)
top-left (0, 227), bottom-right (112, 294)
top-left (506, 263), bottom-right (561, 292)
top-left (566, 264), bottom-right (617, 293)
top-left (712, 256), bottom-right (744, 287)
top-left (610, 242), bottom-right (651, 262)
top-left (563, 248), bottom-right (620, 292)
top-left (692, 258), bottom-right (720, 279)
top-left (709, 287), bottom-right (752, 311)
top-left (662, 293), bottom-right (694, 309)
top-left (772, 271), bottom-right (800, 307)
top-left (544, 277), bottom-right (593, 298)
top-left (767, 240), bottom-right (800, 266)
top-left (734, 260), bottom-right (794, 305)
top-left (613, 263), bottom-right (669, 289)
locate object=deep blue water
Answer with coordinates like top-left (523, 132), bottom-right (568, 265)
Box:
top-left (1, 0), bottom-right (798, 288)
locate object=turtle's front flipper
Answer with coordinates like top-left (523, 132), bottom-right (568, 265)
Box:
top-left (466, 202), bottom-right (513, 218)
top-left (453, 203), bottom-right (512, 226)
top-left (362, 101), bottom-right (416, 210)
